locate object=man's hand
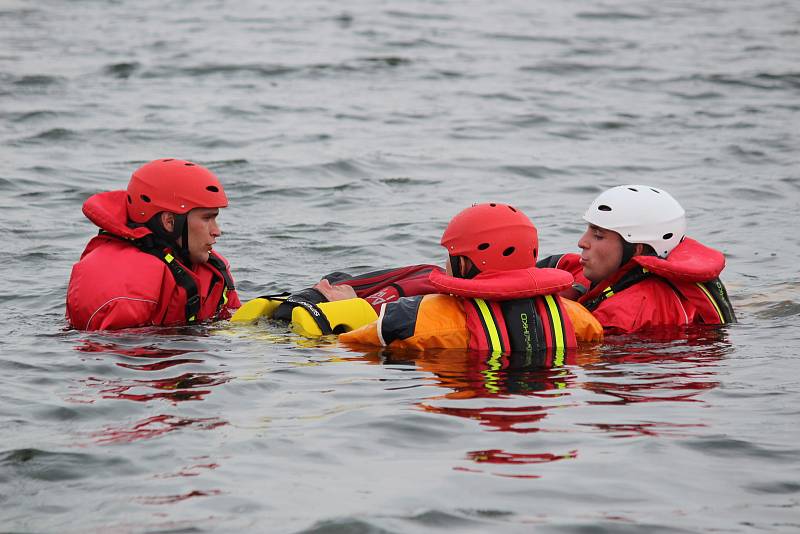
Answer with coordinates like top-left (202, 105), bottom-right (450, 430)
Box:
top-left (314, 279), bottom-right (357, 302)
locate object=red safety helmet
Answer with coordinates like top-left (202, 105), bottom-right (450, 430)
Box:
top-left (440, 203), bottom-right (538, 273)
top-left (126, 158), bottom-right (228, 223)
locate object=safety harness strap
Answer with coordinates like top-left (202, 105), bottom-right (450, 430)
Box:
top-left (206, 254), bottom-right (236, 312)
top-left (130, 234), bottom-right (231, 324)
top-left (286, 298), bottom-right (334, 335)
top-left (582, 266), bottom-right (651, 312)
top-left (269, 292), bottom-right (334, 335)
top-left (161, 252), bottom-right (201, 322)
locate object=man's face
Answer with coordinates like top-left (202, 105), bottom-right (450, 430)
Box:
top-left (577, 224), bottom-right (624, 283)
top-left (186, 208), bottom-right (221, 265)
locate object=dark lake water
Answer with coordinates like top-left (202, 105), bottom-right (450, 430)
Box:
top-left (2, 0), bottom-right (799, 532)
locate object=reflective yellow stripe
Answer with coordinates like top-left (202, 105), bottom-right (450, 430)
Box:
top-left (544, 295), bottom-right (565, 365)
top-left (482, 330), bottom-right (503, 393)
top-left (222, 288), bottom-right (229, 306)
top-left (164, 253), bottom-right (174, 263)
top-left (481, 369), bottom-right (500, 394)
top-left (696, 282), bottom-right (724, 322)
top-left (555, 369), bottom-right (568, 389)
top-left (486, 351), bottom-right (502, 371)
top-left (475, 298), bottom-right (502, 353)
top-left (602, 287), bottom-right (614, 298)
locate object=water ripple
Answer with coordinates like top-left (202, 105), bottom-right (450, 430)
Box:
top-left (0, 448), bottom-right (136, 482)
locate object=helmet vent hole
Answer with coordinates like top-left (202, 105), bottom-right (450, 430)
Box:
top-left (163, 158), bottom-right (174, 162)
top-left (185, 163), bottom-right (195, 166)
top-left (206, 185), bottom-right (219, 192)
top-left (508, 205), bottom-right (517, 212)
top-left (628, 187), bottom-right (638, 192)
top-left (140, 194), bottom-right (151, 203)
top-left (662, 232), bottom-right (673, 240)
top-left (489, 203), bottom-right (497, 207)
top-left (127, 194), bottom-right (132, 204)
top-left (651, 188), bottom-right (660, 193)
top-left (598, 204), bottom-right (612, 211)
top-left (477, 243), bottom-right (490, 251)
top-left (503, 247), bottom-right (515, 257)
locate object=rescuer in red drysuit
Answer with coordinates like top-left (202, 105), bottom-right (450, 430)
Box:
top-left (537, 185), bottom-right (735, 334)
top-left (66, 158), bottom-right (240, 330)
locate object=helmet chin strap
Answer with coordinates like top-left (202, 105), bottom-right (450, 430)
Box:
top-left (178, 215), bottom-right (190, 262)
top-left (145, 212), bottom-right (190, 263)
top-left (620, 240), bottom-right (638, 268)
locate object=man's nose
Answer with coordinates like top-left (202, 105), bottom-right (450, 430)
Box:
top-left (577, 231), bottom-right (589, 249)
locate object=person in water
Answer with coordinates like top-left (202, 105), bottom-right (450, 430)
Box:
top-left (66, 158), bottom-right (240, 330)
top-left (325, 203), bottom-right (602, 353)
top-left (537, 185), bottom-right (735, 334)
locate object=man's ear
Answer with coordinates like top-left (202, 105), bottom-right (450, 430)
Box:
top-left (160, 212), bottom-right (175, 233)
top-left (633, 243), bottom-right (646, 256)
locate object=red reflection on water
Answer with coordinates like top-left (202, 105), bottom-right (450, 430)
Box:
top-left (413, 350), bottom-right (578, 399)
top-left (75, 339), bottom-right (206, 371)
top-left (76, 340), bottom-right (193, 358)
top-left (107, 389), bottom-right (212, 402)
top-left (346, 348), bottom-right (578, 434)
top-left (84, 372), bottom-right (229, 403)
top-left (422, 404), bottom-right (554, 434)
top-left (137, 489), bottom-right (222, 505)
top-left (577, 328), bottom-right (728, 406)
top-left (92, 414), bottom-right (227, 444)
top-left (407, 350), bottom-right (579, 434)
top-left (156, 462), bottom-right (221, 478)
top-left (116, 358), bottom-right (204, 371)
top-left (457, 448), bottom-right (577, 479)
top-left (582, 422), bottom-right (706, 438)
top-left (467, 448), bottom-right (578, 464)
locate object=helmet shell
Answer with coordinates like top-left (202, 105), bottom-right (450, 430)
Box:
top-left (126, 158), bottom-right (228, 223)
top-left (441, 203), bottom-right (538, 272)
top-left (583, 184), bottom-right (686, 258)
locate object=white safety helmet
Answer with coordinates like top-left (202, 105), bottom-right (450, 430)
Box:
top-left (583, 185), bottom-right (686, 258)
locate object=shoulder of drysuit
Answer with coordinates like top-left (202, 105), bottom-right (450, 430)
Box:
top-left (633, 237), bottom-right (725, 282)
top-left (340, 294), bottom-right (467, 349)
top-left (428, 267), bottom-right (573, 301)
top-left (67, 235), bottom-right (171, 330)
top-left (380, 294), bottom-right (464, 338)
top-left (72, 234), bottom-right (173, 297)
top-left (82, 190), bottom-right (152, 240)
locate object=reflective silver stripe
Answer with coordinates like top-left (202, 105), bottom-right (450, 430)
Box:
top-left (376, 302), bottom-right (389, 346)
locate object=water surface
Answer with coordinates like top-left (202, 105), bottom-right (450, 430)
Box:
top-left (1, 0), bottom-right (799, 532)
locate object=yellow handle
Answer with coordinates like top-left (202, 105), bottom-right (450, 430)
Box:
top-left (230, 297), bottom-right (283, 324)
